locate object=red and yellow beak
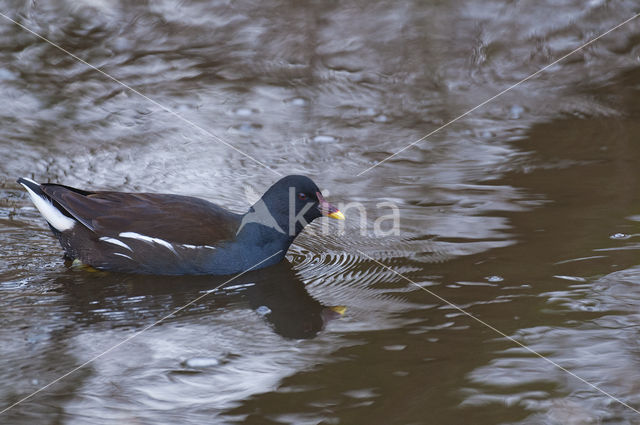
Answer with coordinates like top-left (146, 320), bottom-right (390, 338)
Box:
top-left (316, 192), bottom-right (345, 220)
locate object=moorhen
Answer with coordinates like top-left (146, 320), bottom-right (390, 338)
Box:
top-left (17, 175), bottom-right (344, 275)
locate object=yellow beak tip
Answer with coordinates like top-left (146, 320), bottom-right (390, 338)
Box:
top-left (328, 210), bottom-right (345, 220)
top-left (329, 305), bottom-right (347, 315)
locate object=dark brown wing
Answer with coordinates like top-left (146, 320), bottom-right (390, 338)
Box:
top-left (41, 184), bottom-right (241, 245)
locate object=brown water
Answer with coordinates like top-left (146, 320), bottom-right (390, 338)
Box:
top-left (2, 1), bottom-right (640, 424)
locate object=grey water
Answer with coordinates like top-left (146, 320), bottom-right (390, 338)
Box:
top-left (2, 1), bottom-right (640, 424)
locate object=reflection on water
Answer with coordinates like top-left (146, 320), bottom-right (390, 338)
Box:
top-left (56, 261), bottom-right (342, 340)
top-left (0, 262), bottom-right (348, 423)
top-left (465, 266), bottom-right (640, 424)
top-left (2, 0), bottom-right (640, 423)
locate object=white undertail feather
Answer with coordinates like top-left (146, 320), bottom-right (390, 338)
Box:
top-left (20, 180), bottom-right (75, 232)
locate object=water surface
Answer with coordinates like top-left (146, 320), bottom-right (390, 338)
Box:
top-left (2, 1), bottom-right (640, 424)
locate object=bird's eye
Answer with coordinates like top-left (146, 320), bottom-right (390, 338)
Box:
top-left (298, 192), bottom-right (308, 200)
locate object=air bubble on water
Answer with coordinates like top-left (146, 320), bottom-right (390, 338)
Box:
top-left (183, 357), bottom-right (220, 368)
top-left (233, 107), bottom-right (256, 117)
top-left (289, 97), bottom-right (307, 106)
top-left (313, 135), bottom-right (338, 143)
top-left (383, 345), bottom-right (406, 351)
top-left (485, 275), bottom-right (504, 282)
top-left (256, 305), bottom-right (272, 316)
top-left (610, 233), bottom-right (629, 240)
top-left (363, 107), bottom-right (376, 116)
top-left (509, 105), bottom-right (524, 119)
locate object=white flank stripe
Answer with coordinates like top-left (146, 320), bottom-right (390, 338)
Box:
top-left (21, 183), bottom-right (75, 231)
top-left (99, 237), bottom-right (133, 252)
top-left (119, 232), bottom-right (177, 254)
top-left (179, 244), bottom-right (216, 250)
top-left (113, 252), bottom-right (133, 260)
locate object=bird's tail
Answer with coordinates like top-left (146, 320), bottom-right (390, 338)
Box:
top-left (17, 177), bottom-right (76, 232)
